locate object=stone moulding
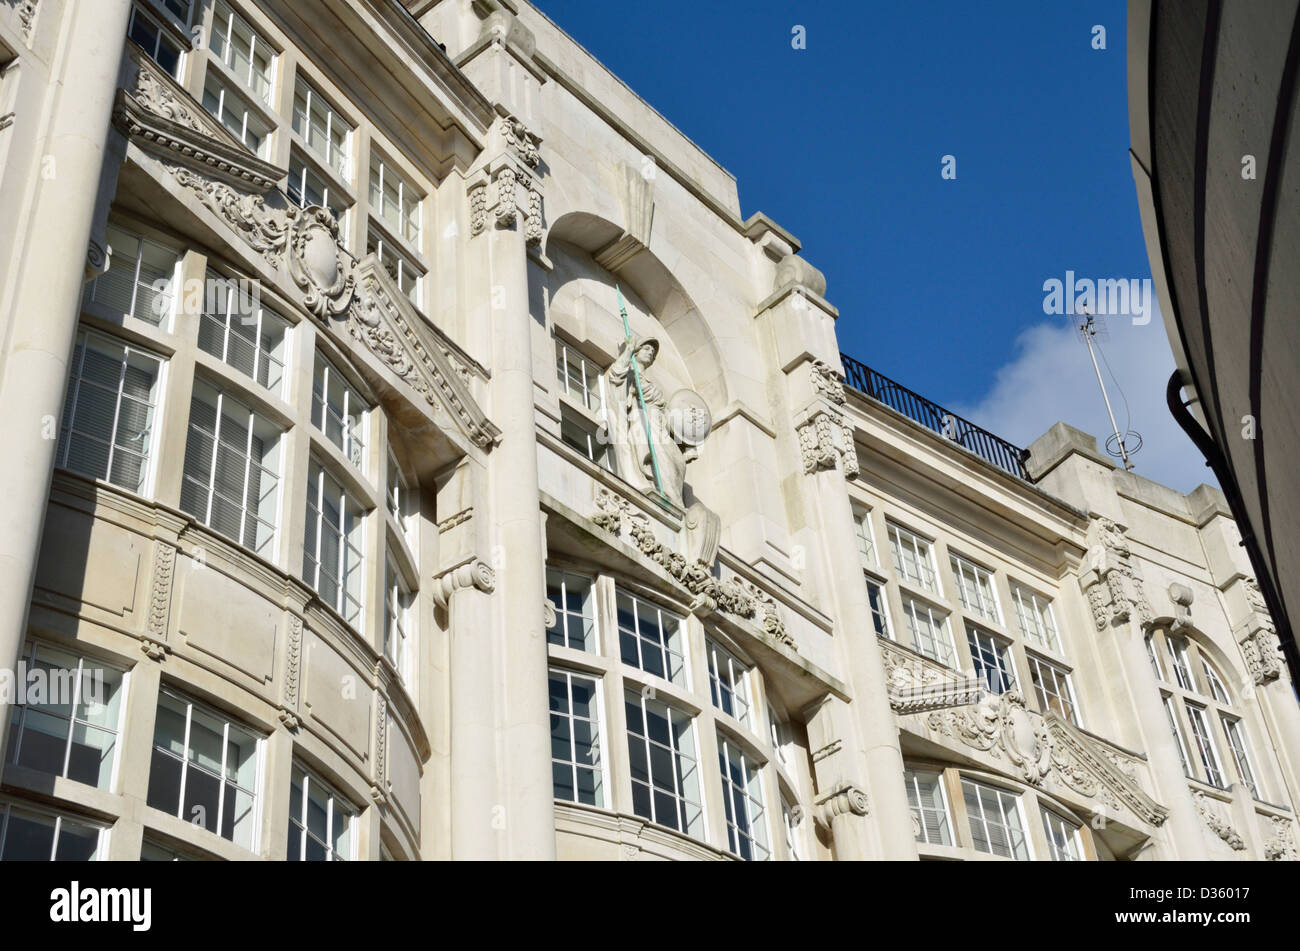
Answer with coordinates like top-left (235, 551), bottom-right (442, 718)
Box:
top-left (1240, 577), bottom-right (1282, 685)
top-left (882, 646), bottom-right (984, 714)
top-left (278, 614), bottom-right (303, 730)
top-left (162, 159), bottom-right (501, 453)
top-left (1192, 790), bottom-right (1247, 851)
top-left (349, 257), bottom-right (502, 449)
top-left (1265, 816), bottom-right (1297, 861)
top-left (899, 635), bottom-right (1169, 826)
top-left (590, 489), bottom-right (793, 647)
top-left (117, 52), bottom-right (284, 193)
top-left (1079, 517), bottom-right (1153, 630)
top-left (796, 360), bottom-right (859, 479)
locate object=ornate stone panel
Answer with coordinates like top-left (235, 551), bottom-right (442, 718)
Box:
top-left (1078, 517), bottom-right (1153, 629)
top-left (590, 489), bottom-right (792, 646)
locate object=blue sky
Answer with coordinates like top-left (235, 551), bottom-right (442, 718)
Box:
top-left (532, 0), bottom-right (1212, 492)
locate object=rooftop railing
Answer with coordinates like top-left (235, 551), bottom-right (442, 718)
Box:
top-left (840, 353), bottom-right (1031, 480)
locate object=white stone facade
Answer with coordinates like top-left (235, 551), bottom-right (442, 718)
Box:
top-left (0, 0), bottom-right (1295, 861)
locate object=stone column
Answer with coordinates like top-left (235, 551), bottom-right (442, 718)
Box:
top-left (803, 457), bottom-right (919, 859)
top-left (452, 114), bottom-right (553, 858)
top-left (0, 0), bottom-right (134, 763)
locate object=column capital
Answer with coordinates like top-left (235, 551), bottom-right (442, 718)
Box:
top-left (432, 557), bottom-right (496, 609)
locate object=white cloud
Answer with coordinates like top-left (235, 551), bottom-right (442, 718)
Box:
top-left (952, 302), bottom-right (1216, 495)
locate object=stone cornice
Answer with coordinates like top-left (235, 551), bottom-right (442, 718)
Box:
top-left (114, 50), bottom-right (284, 193)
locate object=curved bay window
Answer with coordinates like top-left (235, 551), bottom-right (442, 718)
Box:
top-left (545, 564), bottom-right (801, 860)
top-left (1148, 629), bottom-right (1263, 798)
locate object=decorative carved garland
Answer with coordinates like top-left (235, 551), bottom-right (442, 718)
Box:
top-left (171, 166), bottom-right (291, 266)
top-left (134, 62), bottom-right (205, 132)
top-left (927, 691), bottom-right (1054, 785)
top-left (279, 615), bottom-right (303, 729)
top-left (591, 489), bottom-right (793, 647)
top-left (1265, 816), bottom-right (1297, 861)
top-left (1079, 517), bottom-right (1153, 630)
top-left (1192, 790), bottom-right (1247, 851)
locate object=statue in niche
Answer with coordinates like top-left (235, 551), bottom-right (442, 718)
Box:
top-left (605, 334), bottom-right (712, 508)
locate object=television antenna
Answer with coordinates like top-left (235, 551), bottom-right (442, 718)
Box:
top-left (1078, 312), bottom-right (1141, 471)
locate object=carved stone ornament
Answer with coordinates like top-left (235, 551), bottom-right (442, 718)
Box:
top-left (6, 0), bottom-right (40, 39)
top-left (1167, 582), bottom-right (1194, 632)
top-left (431, 558), bottom-right (496, 609)
top-left (796, 363), bottom-right (858, 480)
top-left (133, 62), bottom-right (205, 132)
top-left (141, 542), bottom-right (175, 661)
top-left (279, 614), bottom-right (303, 730)
top-left (881, 645), bottom-right (983, 714)
top-left (927, 691), bottom-right (1054, 785)
top-left (1239, 577), bottom-right (1281, 685)
top-left (171, 165), bottom-right (291, 266)
top-left (1192, 790), bottom-right (1247, 851)
top-left (1265, 816), bottom-right (1298, 861)
top-left (119, 53), bottom-right (284, 192)
top-left (469, 113), bottom-right (545, 245)
top-left (288, 207), bottom-right (355, 318)
top-left (905, 640), bottom-right (1170, 825)
top-left (1078, 517), bottom-right (1153, 630)
top-left (813, 783), bottom-right (870, 829)
top-left (349, 257), bottom-right (501, 449)
top-left (591, 489), bottom-right (793, 647)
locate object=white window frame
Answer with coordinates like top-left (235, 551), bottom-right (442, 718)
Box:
top-left (1184, 701), bottom-right (1226, 788)
top-left (706, 639), bottom-right (754, 728)
top-left (287, 763), bottom-right (357, 861)
top-left (6, 643), bottom-right (126, 793)
top-left (1041, 807), bottom-right (1083, 861)
top-left (1027, 653), bottom-right (1080, 726)
top-left (180, 380), bottom-right (282, 559)
top-left (369, 153), bottom-right (422, 246)
top-left (717, 731), bottom-right (770, 861)
top-left (147, 690), bottom-right (262, 851)
top-left (209, 0), bottom-right (275, 104)
top-left (197, 270), bottom-right (290, 397)
top-left (202, 72), bottom-right (271, 158)
top-left (901, 597), bottom-right (954, 667)
top-left (624, 690), bottom-right (703, 838)
top-left (292, 77), bottom-right (352, 181)
top-left (86, 224), bottom-right (180, 327)
top-left (311, 352), bottom-right (368, 471)
top-left (1221, 714), bottom-right (1259, 799)
top-left (1201, 658), bottom-right (1231, 705)
top-left (303, 458), bottom-right (366, 630)
top-left (616, 589), bottom-right (688, 687)
top-left (888, 523), bottom-right (939, 594)
top-left (1163, 693), bottom-right (1193, 777)
top-left (961, 777), bottom-right (1030, 860)
top-left (951, 553), bottom-right (1001, 624)
top-left (1146, 632), bottom-right (1168, 682)
top-left (367, 231), bottom-right (423, 308)
top-left (287, 152), bottom-right (349, 231)
top-left (128, 4), bottom-right (185, 80)
top-left (866, 579), bottom-right (893, 640)
top-left (58, 328), bottom-right (165, 496)
top-left (546, 568), bottom-right (598, 654)
top-left (967, 624), bottom-right (1017, 694)
top-left (548, 668), bottom-right (606, 808)
top-left (1010, 583), bottom-right (1061, 653)
top-left (853, 506), bottom-right (877, 569)
top-left (905, 768), bottom-right (952, 846)
top-left (1168, 635), bottom-right (1195, 692)
top-left (385, 450), bottom-right (415, 543)
top-left (558, 402), bottom-right (615, 472)
top-left (0, 801), bottom-right (108, 861)
top-left (554, 337), bottom-right (605, 415)
top-left (383, 553), bottom-right (412, 682)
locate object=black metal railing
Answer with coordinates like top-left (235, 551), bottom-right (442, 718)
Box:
top-left (840, 353), bottom-right (1031, 480)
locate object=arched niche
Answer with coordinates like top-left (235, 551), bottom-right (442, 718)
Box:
top-left (543, 211), bottom-right (730, 415)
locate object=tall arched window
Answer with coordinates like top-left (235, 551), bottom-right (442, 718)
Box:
top-left (1147, 629), bottom-right (1262, 799)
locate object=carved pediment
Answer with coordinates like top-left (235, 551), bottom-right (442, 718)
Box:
top-left (348, 257), bottom-right (501, 450)
top-left (888, 634), bottom-right (1170, 827)
top-left (115, 47), bottom-right (283, 192)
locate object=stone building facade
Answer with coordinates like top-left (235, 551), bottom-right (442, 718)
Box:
top-left (0, 0), bottom-right (1295, 861)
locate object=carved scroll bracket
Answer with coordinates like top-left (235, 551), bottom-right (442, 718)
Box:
top-left (431, 558), bottom-right (496, 609)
